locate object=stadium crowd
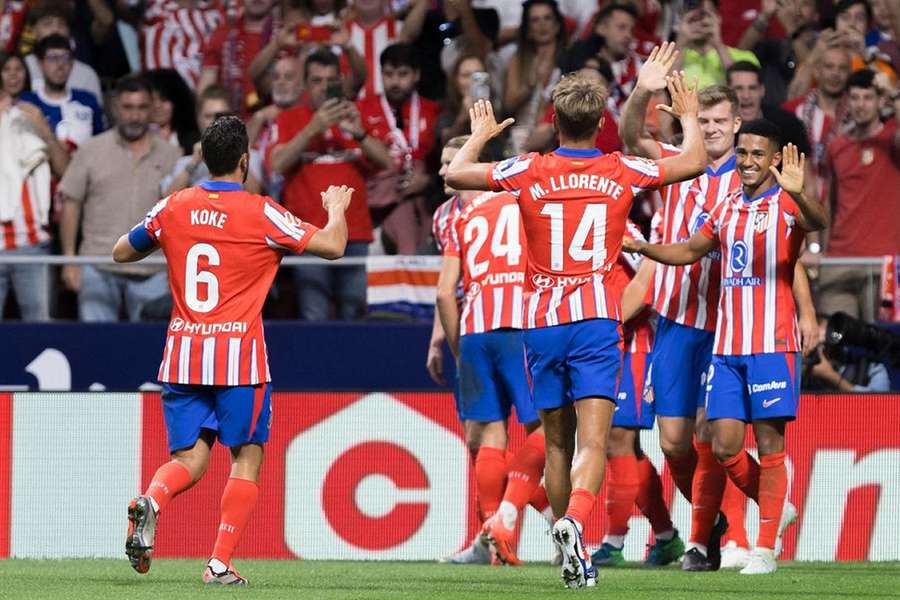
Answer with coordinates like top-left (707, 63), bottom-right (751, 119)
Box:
top-left (0, 0), bottom-right (898, 326)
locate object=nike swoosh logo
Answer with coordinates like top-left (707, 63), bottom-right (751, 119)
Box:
top-left (762, 397), bottom-right (781, 408)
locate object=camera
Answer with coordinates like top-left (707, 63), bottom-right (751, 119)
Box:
top-left (469, 72), bottom-right (491, 102)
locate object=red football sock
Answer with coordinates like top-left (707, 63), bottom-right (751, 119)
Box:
top-left (145, 460), bottom-right (193, 513)
top-left (504, 430), bottom-right (545, 510)
top-left (565, 488), bottom-right (596, 530)
top-left (606, 455), bottom-right (639, 536)
top-left (635, 456), bottom-right (674, 535)
top-left (474, 446), bottom-right (508, 520)
top-left (757, 452), bottom-right (788, 550)
top-left (721, 450), bottom-right (761, 501)
top-left (721, 479), bottom-right (749, 548)
top-left (211, 477), bottom-right (259, 565)
top-left (689, 441), bottom-right (726, 545)
top-left (664, 446), bottom-right (697, 503)
top-left (528, 484), bottom-right (550, 514)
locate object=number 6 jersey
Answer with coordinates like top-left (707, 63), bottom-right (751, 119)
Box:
top-left (487, 148), bottom-right (666, 329)
top-left (129, 181), bottom-right (320, 386)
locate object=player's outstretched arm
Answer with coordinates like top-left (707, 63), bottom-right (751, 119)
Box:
top-left (305, 185), bottom-right (354, 259)
top-left (112, 232), bottom-right (159, 263)
top-left (655, 72), bottom-right (707, 185)
top-left (620, 42), bottom-right (678, 158)
top-left (435, 256), bottom-right (463, 358)
top-left (625, 230), bottom-right (716, 266)
top-left (771, 143), bottom-right (827, 231)
top-left (621, 258), bottom-right (656, 322)
top-left (793, 261), bottom-right (818, 357)
top-left (446, 99), bottom-right (514, 191)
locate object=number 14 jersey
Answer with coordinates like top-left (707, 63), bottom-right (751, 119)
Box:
top-left (133, 181), bottom-right (319, 386)
top-left (487, 148), bottom-right (666, 329)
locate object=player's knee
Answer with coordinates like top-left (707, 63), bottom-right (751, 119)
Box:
top-left (660, 437), bottom-right (693, 458)
top-left (712, 439), bottom-right (740, 464)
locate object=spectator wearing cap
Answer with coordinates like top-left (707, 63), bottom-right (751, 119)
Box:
top-left (269, 49), bottom-right (392, 320)
top-left (675, 0), bottom-right (760, 88)
top-left (362, 42), bottom-right (441, 255)
top-left (727, 61), bottom-right (811, 155)
top-left (22, 2), bottom-right (102, 102)
top-left (58, 75), bottom-right (180, 322)
top-left (197, 0), bottom-right (278, 118)
top-left (819, 69), bottom-right (900, 321)
top-left (736, 0), bottom-right (820, 105)
top-left (20, 33), bottom-right (104, 151)
top-left (566, 3), bottom-right (643, 118)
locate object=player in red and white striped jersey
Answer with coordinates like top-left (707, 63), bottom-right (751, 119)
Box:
top-left (142, 0), bottom-right (225, 89)
top-left (620, 44), bottom-right (748, 569)
top-left (112, 116), bottom-right (353, 585)
top-left (446, 45), bottom-right (707, 587)
top-left (627, 121), bottom-right (827, 575)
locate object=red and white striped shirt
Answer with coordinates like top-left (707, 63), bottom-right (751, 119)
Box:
top-left (446, 192), bottom-right (526, 335)
top-left (651, 143), bottom-right (739, 332)
top-left (0, 0), bottom-right (27, 54)
top-left (142, 0), bottom-right (225, 88)
top-left (783, 92), bottom-right (849, 203)
top-left (700, 185), bottom-right (807, 355)
top-left (135, 181), bottom-right (319, 385)
top-left (348, 17), bottom-right (399, 99)
top-left (608, 54), bottom-right (642, 118)
top-left (433, 195), bottom-right (461, 255)
top-left (1, 178), bottom-right (51, 251)
top-left (621, 219), bottom-right (654, 353)
top-left (488, 147), bottom-right (666, 329)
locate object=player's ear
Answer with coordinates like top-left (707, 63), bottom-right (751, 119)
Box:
top-left (551, 112), bottom-right (558, 133)
top-left (772, 146), bottom-right (782, 169)
top-left (597, 113), bottom-right (604, 132)
top-left (732, 115), bottom-right (742, 135)
top-left (240, 153), bottom-right (249, 183)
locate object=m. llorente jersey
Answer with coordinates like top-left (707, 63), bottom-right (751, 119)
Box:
top-left (651, 143), bottom-right (740, 332)
top-left (446, 192), bottom-right (526, 334)
top-left (699, 185), bottom-right (808, 355)
top-left (129, 181), bottom-right (319, 385)
top-left (487, 147), bottom-right (665, 329)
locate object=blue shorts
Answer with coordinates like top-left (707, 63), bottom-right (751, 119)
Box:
top-left (705, 353), bottom-right (800, 423)
top-left (161, 383), bottom-right (272, 453)
top-left (613, 351), bottom-right (655, 429)
top-left (457, 330), bottom-right (539, 424)
top-left (645, 316), bottom-right (714, 418)
top-left (523, 318), bottom-right (622, 411)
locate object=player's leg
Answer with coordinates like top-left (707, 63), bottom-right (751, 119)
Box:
top-left (690, 404), bottom-right (728, 571)
top-left (720, 480), bottom-right (751, 568)
top-left (485, 331), bottom-right (545, 565)
top-left (127, 384), bottom-right (216, 574)
top-left (203, 383), bottom-right (273, 585)
top-left (592, 426), bottom-right (637, 567)
top-left (637, 438), bottom-right (685, 566)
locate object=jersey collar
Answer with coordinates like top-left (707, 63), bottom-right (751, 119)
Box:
top-left (742, 183), bottom-right (780, 203)
top-left (555, 147), bottom-right (603, 158)
top-left (200, 180), bottom-right (243, 192)
top-left (706, 152), bottom-right (737, 177)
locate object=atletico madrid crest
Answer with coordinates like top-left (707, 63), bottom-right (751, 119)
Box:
top-left (753, 212), bottom-right (770, 233)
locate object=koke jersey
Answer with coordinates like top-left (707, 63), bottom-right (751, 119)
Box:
top-left (133, 182), bottom-right (319, 385)
top-left (487, 147), bottom-right (665, 329)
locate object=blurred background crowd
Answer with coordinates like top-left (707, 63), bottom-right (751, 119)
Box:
top-left (0, 0), bottom-right (898, 361)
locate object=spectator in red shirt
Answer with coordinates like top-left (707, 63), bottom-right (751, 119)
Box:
top-left (362, 42), bottom-right (441, 254)
top-left (0, 0), bottom-right (28, 55)
top-left (197, 0), bottom-right (278, 118)
top-left (525, 62), bottom-right (622, 154)
top-left (269, 48), bottom-right (392, 320)
top-left (820, 69), bottom-right (900, 321)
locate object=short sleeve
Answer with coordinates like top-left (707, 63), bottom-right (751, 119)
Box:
top-left (444, 218), bottom-right (461, 258)
top-left (128, 196), bottom-right (168, 251)
top-left (262, 197), bottom-right (320, 254)
top-left (487, 153), bottom-right (539, 193)
top-left (58, 144), bottom-right (92, 204)
top-left (699, 202), bottom-right (725, 240)
top-left (617, 153), bottom-right (666, 192)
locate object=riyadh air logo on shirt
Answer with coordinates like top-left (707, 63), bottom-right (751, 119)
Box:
top-left (723, 241), bottom-right (761, 287)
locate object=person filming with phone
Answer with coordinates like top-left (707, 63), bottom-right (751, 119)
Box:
top-left (269, 48), bottom-right (392, 321)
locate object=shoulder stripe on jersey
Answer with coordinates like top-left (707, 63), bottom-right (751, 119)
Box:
top-left (621, 156), bottom-right (660, 178)
top-left (265, 236), bottom-right (291, 251)
top-left (492, 156), bottom-right (532, 182)
top-left (263, 202), bottom-right (303, 241)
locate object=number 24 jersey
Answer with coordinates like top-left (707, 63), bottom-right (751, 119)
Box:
top-left (487, 148), bottom-right (666, 329)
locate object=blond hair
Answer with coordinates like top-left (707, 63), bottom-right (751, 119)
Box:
top-left (552, 74), bottom-right (608, 141)
top-left (698, 85), bottom-right (738, 115)
top-left (445, 135), bottom-right (471, 150)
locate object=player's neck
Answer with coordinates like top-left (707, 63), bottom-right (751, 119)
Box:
top-left (458, 190), bottom-right (480, 203)
top-left (209, 174), bottom-right (244, 185)
top-left (742, 175), bottom-right (777, 200)
top-left (557, 136), bottom-right (597, 151)
top-left (708, 147), bottom-right (735, 171)
top-left (851, 118), bottom-right (882, 140)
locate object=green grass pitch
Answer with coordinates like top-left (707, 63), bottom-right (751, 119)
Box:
top-left (1, 560), bottom-right (898, 600)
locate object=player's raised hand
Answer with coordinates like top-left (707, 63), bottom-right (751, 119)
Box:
top-left (636, 41), bottom-right (679, 93)
top-left (321, 185), bottom-right (354, 212)
top-left (771, 143), bottom-right (805, 195)
top-left (656, 71), bottom-right (699, 119)
top-left (469, 99), bottom-right (514, 141)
